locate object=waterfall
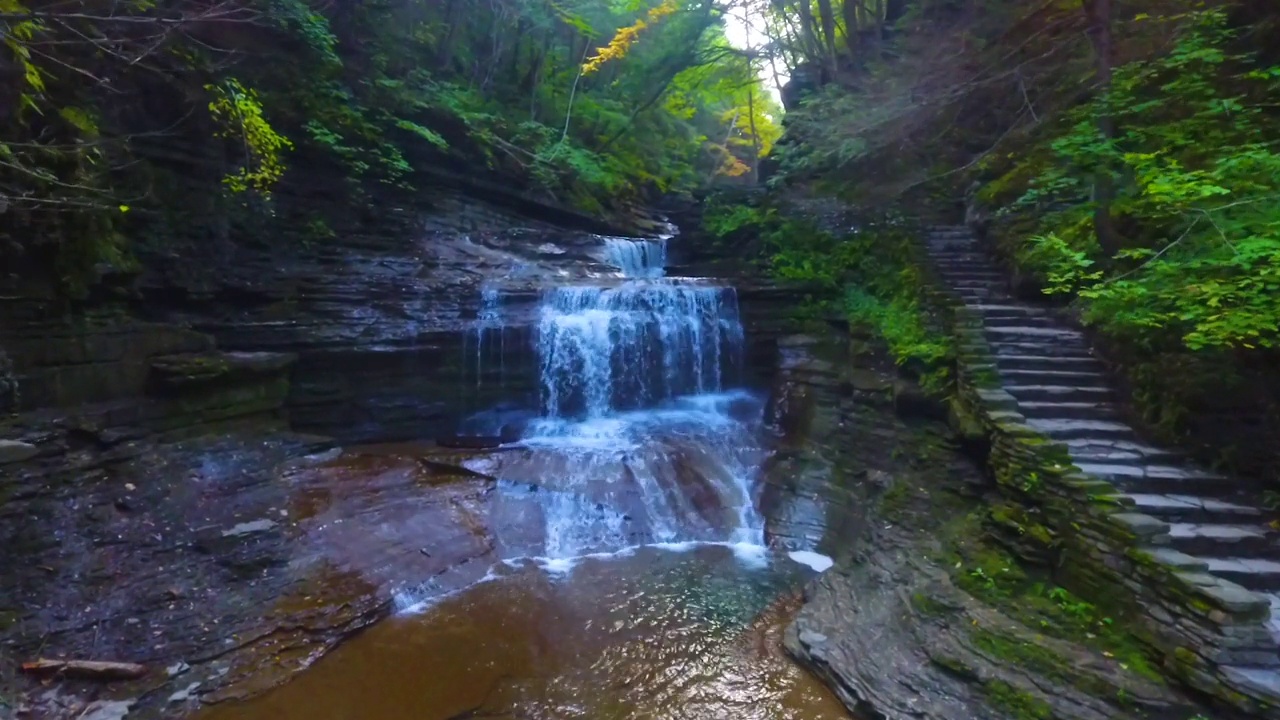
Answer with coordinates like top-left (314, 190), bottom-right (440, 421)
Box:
top-left (536, 283), bottom-right (742, 419)
top-left (449, 233), bottom-right (763, 572)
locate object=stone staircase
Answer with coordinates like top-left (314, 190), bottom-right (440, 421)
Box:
top-left (924, 224), bottom-right (1280, 704)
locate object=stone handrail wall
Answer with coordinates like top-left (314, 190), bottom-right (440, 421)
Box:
top-left (920, 259), bottom-right (1280, 718)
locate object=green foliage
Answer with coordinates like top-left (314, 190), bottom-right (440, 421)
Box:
top-left (1005, 9), bottom-right (1280, 351)
top-left (701, 203), bottom-right (775, 238)
top-left (266, 0), bottom-right (339, 67)
top-left (952, 541), bottom-right (1161, 683)
top-left (845, 288), bottom-right (951, 393)
top-left (705, 201), bottom-right (953, 392)
top-left (207, 79), bottom-right (294, 196)
top-left (1, 0), bottom-right (782, 290)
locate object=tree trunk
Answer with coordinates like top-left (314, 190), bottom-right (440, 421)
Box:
top-left (816, 0), bottom-right (840, 74)
top-left (1082, 0), bottom-right (1120, 256)
top-left (747, 87), bottom-right (761, 184)
top-left (793, 0), bottom-right (825, 68)
top-left (509, 19), bottom-right (526, 83)
top-left (435, 0), bottom-right (460, 68)
top-left (842, 0), bottom-right (862, 58)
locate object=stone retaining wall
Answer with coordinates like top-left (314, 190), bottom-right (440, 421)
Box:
top-left (928, 285), bottom-right (1280, 718)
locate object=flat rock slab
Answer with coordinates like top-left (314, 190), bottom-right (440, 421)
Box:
top-left (1126, 493), bottom-right (1264, 522)
top-left (986, 326), bottom-right (1086, 339)
top-left (1065, 439), bottom-right (1184, 464)
top-left (80, 700), bottom-right (137, 720)
top-left (1169, 524), bottom-right (1270, 542)
top-left (1, 432), bottom-right (517, 717)
top-left (787, 554), bottom-right (1192, 720)
top-left (1222, 666), bottom-right (1280, 702)
top-left (1028, 418), bottom-right (1135, 440)
top-left (1204, 558), bottom-right (1280, 576)
top-left (0, 439), bottom-right (39, 464)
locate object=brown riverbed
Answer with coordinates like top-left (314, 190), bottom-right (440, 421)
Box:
top-left (199, 544), bottom-right (853, 720)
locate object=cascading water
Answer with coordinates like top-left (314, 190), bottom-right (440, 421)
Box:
top-left (604, 237), bottom-right (667, 278)
top-left (462, 237), bottom-right (765, 567)
top-left (470, 286), bottom-right (503, 387)
top-left (536, 283), bottom-right (742, 418)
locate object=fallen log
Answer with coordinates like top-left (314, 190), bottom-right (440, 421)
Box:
top-left (21, 659), bottom-right (148, 681)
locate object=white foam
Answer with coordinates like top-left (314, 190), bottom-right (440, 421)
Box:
top-left (731, 542), bottom-right (769, 569)
top-left (788, 550), bottom-right (834, 573)
top-left (650, 540), bottom-right (701, 553)
top-left (538, 557), bottom-right (577, 574)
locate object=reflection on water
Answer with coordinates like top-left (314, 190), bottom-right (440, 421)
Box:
top-left (200, 545), bottom-right (852, 720)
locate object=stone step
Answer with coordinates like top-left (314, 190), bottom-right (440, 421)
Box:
top-left (946, 273), bottom-right (1003, 282)
top-left (1016, 401), bottom-right (1119, 420)
top-left (986, 326), bottom-right (1087, 342)
top-left (1168, 523), bottom-right (1277, 556)
top-left (950, 280), bottom-right (1005, 290)
top-left (938, 267), bottom-right (1004, 276)
top-left (930, 253), bottom-right (990, 262)
top-left (933, 254), bottom-right (995, 262)
top-left (1027, 418), bottom-right (1136, 441)
top-left (996, 355), bottom-right (1103, 372)
top-left (972, 303), bottom-right (1051, 314)
top-left (1000, 368), bottom-right (1107, 384)
top-left (1199, 557), bottom-right (1280, 591)
top-left (972, 303), bottom-right (1044, 312)
top-left (991, 341), bottom-right (1096, 358)
top-left (1078, 462), bottom-right (1235, 494)
top-left (937, 263), bottom-right (1003, 273)
top-left (1124, 493), bottom-right (1265, 525)
top-left (1065, 439), bottom-right (1184, 465)
top-left (1006, 385), bottom-right (1114, 403)
top-left (936, 272), bottom-right (1003, 281)
top-left (982, 315), bottom-right (1063, 329)
top-left (941, 266), bottom-right (1001, 277)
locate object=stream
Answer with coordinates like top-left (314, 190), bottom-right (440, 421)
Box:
top-left (198, 235), bottom-right (853, 719)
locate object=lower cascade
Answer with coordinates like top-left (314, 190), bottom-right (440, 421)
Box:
top-left (458, 237), bottom-right (766, 571)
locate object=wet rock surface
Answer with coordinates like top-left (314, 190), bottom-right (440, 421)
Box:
top-left (787, 548), bottom-right (1191, 720)
top-left (764, 332), bottom-right (1216, 720)
top-left (139, 226), bottom-right (639, 442)
top-left (0, 204), bottom-right (802, 718)
top-left (0, 440), bottom-right (531, 718)
top-left (759, 335), bottom-right (873, 557)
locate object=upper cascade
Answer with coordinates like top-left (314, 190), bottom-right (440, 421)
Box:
top-left (604, 238), bottom-right (667, 279)
top-left (534, 235), bottom-right (743, 420)
top-left (537, 283), bottom-right (743, 420)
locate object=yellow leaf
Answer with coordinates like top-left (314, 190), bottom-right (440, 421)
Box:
top-left (582, 0), bottom-right (677, 75)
